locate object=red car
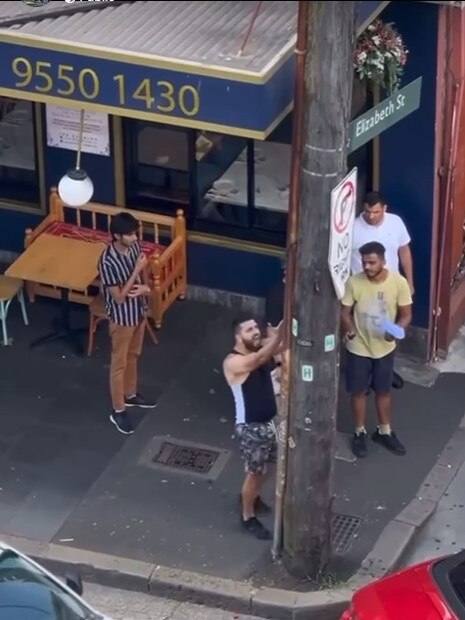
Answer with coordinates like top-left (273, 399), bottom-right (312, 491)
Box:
top-left (341, 551), bottom-right (465, 619)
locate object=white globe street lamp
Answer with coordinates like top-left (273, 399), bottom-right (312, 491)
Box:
top-left (58, 168), bottom-right (94, 207)
top-left (58, 108), bottom-right (94, 207)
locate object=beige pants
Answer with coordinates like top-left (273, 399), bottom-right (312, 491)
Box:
top-left (109, 320), bottom-right (146, 411)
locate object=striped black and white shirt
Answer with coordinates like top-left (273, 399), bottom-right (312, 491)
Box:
top-left (98, 241), bottom-right (147, 327)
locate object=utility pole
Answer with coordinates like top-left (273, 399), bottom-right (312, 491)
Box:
top-left (281, 1), bottom-right (357, 579)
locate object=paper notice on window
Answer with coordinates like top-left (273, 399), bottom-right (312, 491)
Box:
top-left (45, 104), bottom-right (110, 156)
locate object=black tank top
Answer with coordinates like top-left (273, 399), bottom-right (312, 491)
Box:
top-left (229, 350), bottom-right (277, 425)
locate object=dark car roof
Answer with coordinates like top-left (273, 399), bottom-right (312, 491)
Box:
top-left (0, 581), bottom-right (54, 620)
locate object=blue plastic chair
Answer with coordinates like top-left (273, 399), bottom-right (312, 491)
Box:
top-left (0, 275), bottom-right (28, 345)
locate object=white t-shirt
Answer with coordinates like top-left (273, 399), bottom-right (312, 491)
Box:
top-left (350, 212), bottom-right (411, 275)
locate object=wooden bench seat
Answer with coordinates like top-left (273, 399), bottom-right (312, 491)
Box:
top-left (24, 188), bottom-right (187, 328)
top-left (44, 220), bottom-right (165, 259)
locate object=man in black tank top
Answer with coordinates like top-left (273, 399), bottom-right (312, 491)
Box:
top-left (223, 315), bottom-right (283, 540)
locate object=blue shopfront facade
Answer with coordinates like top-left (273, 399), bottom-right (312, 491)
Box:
top-left (377, 1), bottom-right (440, 357)
top-left (0, 1), bottom-right (450, 359)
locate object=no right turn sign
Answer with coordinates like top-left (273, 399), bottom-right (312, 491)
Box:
top-left (328, 167), bottom-right (357, 299)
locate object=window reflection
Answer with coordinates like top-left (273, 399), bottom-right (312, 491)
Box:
top-left (0, 97), bottom-right (39, 206)
top-left (197, 134), bottom-right (290, 235)
top-left (124, 120), bottom-right (190, 216)
top-left (197, 133), bottom-right (248, 226)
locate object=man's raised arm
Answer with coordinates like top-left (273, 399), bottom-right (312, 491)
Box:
top-left (224, 323), bottom-right (283, 378)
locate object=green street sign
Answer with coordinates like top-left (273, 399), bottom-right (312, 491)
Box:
top-left (348, 77), bottom-right (422, 153)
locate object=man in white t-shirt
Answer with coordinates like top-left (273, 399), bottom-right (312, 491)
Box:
top-left (350, 191), bottom-right (414, 391)
top-left (351, 191), bottom-right (414, 295)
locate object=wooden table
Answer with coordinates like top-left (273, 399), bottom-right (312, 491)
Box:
top-left (6, 234), bottom-right (106, 354)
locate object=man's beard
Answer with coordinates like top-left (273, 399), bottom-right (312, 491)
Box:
top-left (244, 339), bottom-right (261, 352)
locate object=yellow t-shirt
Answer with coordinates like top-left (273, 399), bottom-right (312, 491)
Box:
top-left (341, 271), bottom-right (412, 359)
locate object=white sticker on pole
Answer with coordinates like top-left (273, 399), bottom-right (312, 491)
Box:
top-left (301, 365), bottom-right (313, 382)
top-left (292, 318), bottom-right (298, 337)
top-left (328, 167), bottom-right (357, 299)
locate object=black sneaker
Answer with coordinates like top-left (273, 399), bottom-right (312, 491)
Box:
top-left (255, 496), bottom-right (272, 514)
top-left (110, 412), bottom-right (134, 435)
top-left (125, 394), bottom-right (156, 409)
top-left (352, 432), bottom-right (368, 458)
top-left (372, 429), bottom-right (406, 455)
top-left (238, 495), bottom-right (271, 515)
top-left (241, 517), bottom-right (272, 540)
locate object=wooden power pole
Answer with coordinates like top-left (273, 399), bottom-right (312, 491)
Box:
top-left (282, 1), bottom-right (357, 579)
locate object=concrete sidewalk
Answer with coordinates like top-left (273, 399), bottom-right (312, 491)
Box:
top-left (1, 295), bottom-right (464, 613)
top-left (403, 434), bottom-right (465, 567)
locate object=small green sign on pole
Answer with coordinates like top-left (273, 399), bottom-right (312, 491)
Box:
top-left (348, 77), bottom-right (422, 153)
top-left (324, 334), bottom-right (335, 352)
top-left (301, 364), bottom-right (313, 382)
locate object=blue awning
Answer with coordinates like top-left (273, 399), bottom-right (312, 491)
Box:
top-left (0, 1), bottom-right (394, 139)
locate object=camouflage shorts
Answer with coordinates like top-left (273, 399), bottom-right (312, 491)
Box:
top-left (235, 421), bottom-right (277, 475)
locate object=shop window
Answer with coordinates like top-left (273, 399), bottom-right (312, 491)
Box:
top-left (195, 131), bottom-right (290, 245)
top-left (123, 117), bottom-right (290, 245)
top-left (0, 97), bottom-right (41, 208)
top-left (123, 119), bottom-right (191, 216)
top-left (122, 101), bottom-right (372, 248)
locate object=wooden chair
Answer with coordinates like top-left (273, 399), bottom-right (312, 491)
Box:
top-left (0, 275), bottom-right (29, 346)
top-left (87, 294), bottom-right (158, 356)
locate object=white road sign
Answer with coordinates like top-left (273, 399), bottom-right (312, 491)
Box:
top-left (328, 167), bottom-right (357, 299)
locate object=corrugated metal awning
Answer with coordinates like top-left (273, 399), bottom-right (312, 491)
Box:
top-left (0, 1), bottom-right (298, 79)
top-left (0, 1), bottom-right (301, 138)
top-left (0, 0), bottom-right (424, 138)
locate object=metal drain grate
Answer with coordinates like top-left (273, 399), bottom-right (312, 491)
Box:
top-left (139, 436), bottom-right (232, 481)
top-left (152, 441), bottom-right (220, 474)
top-left (331, 513), bottom-right (362, 555)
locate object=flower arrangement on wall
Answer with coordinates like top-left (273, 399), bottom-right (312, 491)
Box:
top-left (354, 19), bottom-right (408, 94)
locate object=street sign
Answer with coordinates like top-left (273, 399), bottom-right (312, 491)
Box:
top-left (348, 77), bottom-right (422, 153)
top-left (328, 167), bottom-right (357, 299)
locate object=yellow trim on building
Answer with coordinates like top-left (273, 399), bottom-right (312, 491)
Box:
top-left (187, 232), bottom-right (284, 257)
top-left (263, 102), bottom-right (293, 138)
top-left (0, 199), bottom-right (44, 216)
top-left (0, 31), bottom-right (294, 85)
top-left (112, 115), bottom-right (125, 207)
top-left (0, 86), bottom-right (288, 140)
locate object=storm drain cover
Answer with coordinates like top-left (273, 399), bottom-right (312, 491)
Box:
top-left (331, 513), bottom-right (362, 555)
top-left (139, 436), bottom-right (232, 481)
top-left (152, 441), bottom-right (220, 474)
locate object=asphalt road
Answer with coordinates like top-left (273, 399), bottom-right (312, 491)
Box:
top-left (84, 582), bottom-right (263, 620)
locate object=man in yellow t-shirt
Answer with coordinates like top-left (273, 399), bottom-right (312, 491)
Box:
top-left (341, 241), bottom-right (412, 459)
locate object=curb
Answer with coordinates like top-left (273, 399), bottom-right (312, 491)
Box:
top-left (3, 415), bottom-right (465, 620)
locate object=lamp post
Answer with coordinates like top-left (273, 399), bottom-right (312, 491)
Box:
top-left (58, 108), bottom-right (94, 207)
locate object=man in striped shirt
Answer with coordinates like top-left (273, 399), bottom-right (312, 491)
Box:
top-left (98, 212), bottom-right (156, 434)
